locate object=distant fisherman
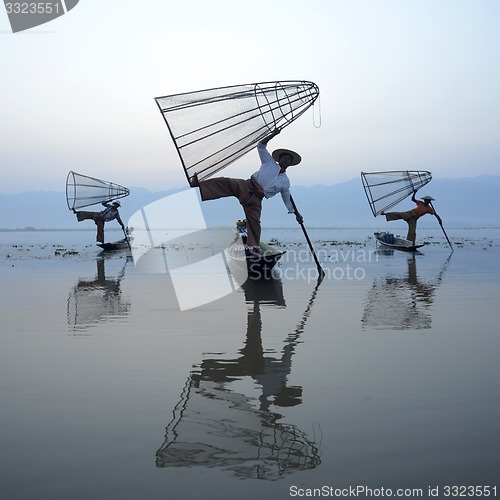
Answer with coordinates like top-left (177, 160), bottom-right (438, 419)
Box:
top-left (383, 193), bottom-right (442, 244)
top-left (73, 200), bottom-right (125, 244)
top-left (190, 129), bottom-right (303, 255)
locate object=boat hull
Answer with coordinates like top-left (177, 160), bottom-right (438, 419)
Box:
top-left (226, 240), bottom-right (285, 280)
top-left (374, 232), bottom-right (425, 252)
top-left (97, 237), bottom-right (130, 252)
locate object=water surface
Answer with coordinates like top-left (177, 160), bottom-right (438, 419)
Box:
top-left (1, 228), bottom-right (499, 499)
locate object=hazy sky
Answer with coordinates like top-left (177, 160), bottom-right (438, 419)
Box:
top-left (1, 0), bottom-right (499, 194)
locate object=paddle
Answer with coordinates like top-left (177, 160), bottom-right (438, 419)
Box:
top-left (290, 195), bottom-right (325, 280)
top-left (429, 202), bottom-right (453, 252)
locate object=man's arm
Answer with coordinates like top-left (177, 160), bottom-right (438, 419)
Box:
top-left (260, 128), bottom-right (280, 145)
top-left (282, 191), bottom-right (304, 224)
top-left (115, 212), bottom-right (125, 229)
top-left (257, 128), bottom-right (280, 165)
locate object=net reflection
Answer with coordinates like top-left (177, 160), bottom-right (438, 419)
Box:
top-left (156, 278), bottom-right (322, 479)
top-left (362, 253), bottom-right (451, 330)
top-left (67, 256), bottom-right (131, 333)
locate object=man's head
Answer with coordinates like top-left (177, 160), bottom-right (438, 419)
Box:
top-left (272, 149), bottom-right (301, 169)
top-left (113, 201), bottom-right (121, 207)
top-left (421, 196), bottom-right (435, 205)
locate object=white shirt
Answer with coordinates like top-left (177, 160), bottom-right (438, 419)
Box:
top-left (252, 142), bottom-right (295, 213)
top-left (100, 203), bottom-right (123, 224)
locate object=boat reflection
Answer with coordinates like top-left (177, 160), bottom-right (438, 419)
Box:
top-left (156, 278), bottom-right (322, 479)
top-left (67, 256), bottom-right (131, 333)
top-left (362, 254), bottom-right (451, 330)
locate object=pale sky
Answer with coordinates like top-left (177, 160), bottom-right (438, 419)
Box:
top-left (1, 0), bottom-right (499, 194)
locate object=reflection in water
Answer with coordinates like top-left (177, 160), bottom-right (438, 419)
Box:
top-left (156, 278), bottom-right (323, 479)
top-left (67, 256), bottom-right (131, 333)
top-left (362, 254), bottom-right (451, 330)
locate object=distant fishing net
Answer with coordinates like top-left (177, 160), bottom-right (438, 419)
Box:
top-left (361, 170), bottom-right (432, 217)
top-left (66, 171), bottom-right (130, 210)
top-left (154, 80), bottom-right (319, 185)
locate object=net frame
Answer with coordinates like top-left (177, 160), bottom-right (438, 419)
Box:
top-left (154, 80), bottom-right (319, 184)
top-left (66, 171), bottom-right (130, 210)
top-left (361, 170), bottom-right (432, 217)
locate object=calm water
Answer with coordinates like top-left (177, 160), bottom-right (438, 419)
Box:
top-left (1, 228), bottom-right (499, 500)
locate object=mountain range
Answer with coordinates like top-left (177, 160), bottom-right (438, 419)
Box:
top-left (1, 175), bottom-right (499, 230)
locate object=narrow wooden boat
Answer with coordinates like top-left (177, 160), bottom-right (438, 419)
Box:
top-left (97, 237), bottom-right (131, 252)
top-left (225, 220), bottom-right (285, 279)
top-left (374, 231), bottom-right (425, 252)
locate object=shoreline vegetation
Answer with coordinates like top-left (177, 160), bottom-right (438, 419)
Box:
top-left (1, 225), bottom-right (500, 232)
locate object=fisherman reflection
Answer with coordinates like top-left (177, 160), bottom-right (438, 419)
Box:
top-left (156, 278), bottom-right (322, 479)
top-left (198, 279), bottom-right (301, 411)
top-left (362, 254), bottom-right (449, 330)
top-left (67, 256), bottom-right (131, 332)
top-left (406, 255), bottom-right (435, 307)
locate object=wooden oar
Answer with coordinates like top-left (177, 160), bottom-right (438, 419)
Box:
top-left (290, 196), bottom-right (325, 280)
top-left (429, 202), bottom-right (453, 252)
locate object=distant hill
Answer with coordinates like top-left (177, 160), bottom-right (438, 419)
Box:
top-left (0, 176), bottom-right (499, 230)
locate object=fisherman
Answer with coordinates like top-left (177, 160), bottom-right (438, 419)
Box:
top-left (382, 193), bottom-right (442, 244)
top-left (73, 200), bottom-right (126, 244)
top-left (190, 129), bottom-right (303, 255)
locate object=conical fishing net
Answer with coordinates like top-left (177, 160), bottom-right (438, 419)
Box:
top-left (66, 171), bottom-right (130, 210)
top-left (361, 170), bottom-right (432, 216)
top-left (155, 80), bottom-right (319, 184)
top-left (155, 375), bottom-right (321, 479)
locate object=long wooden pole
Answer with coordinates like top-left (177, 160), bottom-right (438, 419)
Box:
top-left (429, 202), bottom-right (453, 251)
top-left (290, 196), bottom-right (325, 280)
top-left (122, 226), bottom-right (131, 251)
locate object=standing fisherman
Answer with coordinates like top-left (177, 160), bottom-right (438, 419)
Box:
top-left (73, 200), bottom-right (125, 244)
top-left (191, 129), bottom-right (303, 255)
top-left (383, 193), bottom-right (443, 245)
